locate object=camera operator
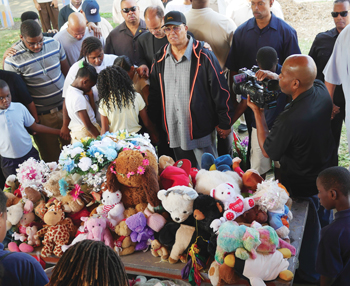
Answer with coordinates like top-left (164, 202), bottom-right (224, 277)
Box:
top-left (247, 54), bottom-right (337, 284)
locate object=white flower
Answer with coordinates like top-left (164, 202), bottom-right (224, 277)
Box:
top-left (97, 157), bottom-right (104, 163)
top-left (94, 152), bottom-right (101, 158)
top-left (78, 157), bottom-right (92, 172)
top-left (70, 147), bottom-right (84, 158)
top-left (91, 164), bottom-right (98, 172)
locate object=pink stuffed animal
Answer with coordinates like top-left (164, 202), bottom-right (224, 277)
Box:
top-left (211, 182), bottom-right (255, 221)
top-left (81, 216), bottom-right (114, 248)
top-left (26, 226), bottom-right (41, 247)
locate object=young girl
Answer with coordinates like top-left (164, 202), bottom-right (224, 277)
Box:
top-left (65, 62), bottom-right (100, 142)
top-left (97, 66), bottom-right (158, 144)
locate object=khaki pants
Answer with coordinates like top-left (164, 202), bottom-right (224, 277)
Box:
top-left (70, 123), bottom-right (101, 144)
top-left (33, 110), bottom-right (70, 162)
top-left (38, 2), bottom-right (59, 32)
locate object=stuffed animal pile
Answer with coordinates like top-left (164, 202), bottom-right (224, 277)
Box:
top-left (2, 132), bottom-right (297, 286)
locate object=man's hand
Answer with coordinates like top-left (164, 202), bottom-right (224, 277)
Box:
top-left (255, 70), bottom-right (279, 81)
top-left (216, 126), bottom-right (231, 139)
top-left (51, 0), bottom-right (58, 8)
top-left (203, 42), bottom-right (212, 51)
top-left (34, 1), bottom-right (41, 11)
top-left (246, 94), bottom-right (263, 114)
top-left (137, 65), bottom-right (149, 78)
top-left (60, 126), bottom-right (71, 141)
top-left (47, 29), bottom-right (58, 34)
top-left (3, 48), bottom-right (17, 60)
top-left (87, 22), bottom-right (102, 38)
top-left (331, 104), bottom-right (340, 120)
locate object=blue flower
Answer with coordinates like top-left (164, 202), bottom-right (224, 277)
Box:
top-left (72, 142), bottom-right (84, 148)
top-left (62, 158), bottom-right (75, 173)
top-left (59, 178), bottom-right (69, 196)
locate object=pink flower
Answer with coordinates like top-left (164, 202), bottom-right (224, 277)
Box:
top-left (137, 166), bottom-right (145, 175)
top-left (142, 159), bottom-right (149, 166)
top-left (123, 148), bottom-right (131, 151)
top-left (110, 165), bottom-right (116, 174)
top-left (135, 146), bottom-right (141, 150)
top-left (126, 171), bottom-right (135, 178)
top-left (71, 184), bottom-right (83, 201)
top-left (26, 168), bottom-right (37, 180)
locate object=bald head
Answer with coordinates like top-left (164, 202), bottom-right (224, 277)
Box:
top-left (283, 55), bottom-right (316, 89)
top-left (278, 55), bottom-right (316, 98)
top-left (67, 12), bottom-right (86, 40)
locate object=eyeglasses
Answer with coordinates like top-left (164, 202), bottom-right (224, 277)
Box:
top-left (122, 6), bottom-right (137, 13)
top-left (163, 25), bottom-right (183, 35)
top-left (331, 10), bottom-right (349, 17)
top-left (23, 37), bottom-right (44, 48)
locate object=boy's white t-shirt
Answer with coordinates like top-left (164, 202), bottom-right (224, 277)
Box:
top-left (65, 85), bottom-right (97, 132)
top-left (98, 92), bottom-right (145, 133)
top-left (0, 102), bottom-right (34, 159)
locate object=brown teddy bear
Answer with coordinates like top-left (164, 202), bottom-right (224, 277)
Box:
top-left (107, 150), bottom-right (160, 209)
top-left (4, 192), bottom-right (21, 207)
top-left (42, 171), bottom-right (63, 198)
top-left (36, 200), bottom-right (75, 257)
top-left (150, 239), bottom-right (169, 261)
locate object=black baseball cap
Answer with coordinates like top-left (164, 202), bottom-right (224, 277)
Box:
top-left (162, 11), bottom-right (186, 27)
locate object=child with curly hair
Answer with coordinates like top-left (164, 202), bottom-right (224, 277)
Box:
top-left (97, 66), bottom-right (158, 143)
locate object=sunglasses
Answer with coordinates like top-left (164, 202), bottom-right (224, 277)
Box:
top-left (331, 10), bottom-right (349, 17)
top-left (163, 25), bottom-right (183, 35)
top-left (122, 6), bottom-right (137, 13)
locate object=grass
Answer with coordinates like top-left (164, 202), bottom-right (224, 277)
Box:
top-left (1, 17), bottom-right (349, 168)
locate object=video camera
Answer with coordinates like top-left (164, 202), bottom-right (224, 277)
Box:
top-left (232, 66), bottom-right (280, 109)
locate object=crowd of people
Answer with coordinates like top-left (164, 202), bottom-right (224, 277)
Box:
top-left (1, 0), bottom-right (350, 285)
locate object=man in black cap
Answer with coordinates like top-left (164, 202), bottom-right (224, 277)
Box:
top-left (148, 11), bottom-right (235, 168)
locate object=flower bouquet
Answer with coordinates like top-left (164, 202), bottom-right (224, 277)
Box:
top-left (58, 130), bottom-right (156, 176)
top-left (232, 131), bottom-right (249, 171)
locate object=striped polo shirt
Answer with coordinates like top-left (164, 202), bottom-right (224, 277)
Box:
top-left (4, 37), bottom-right (66, 113)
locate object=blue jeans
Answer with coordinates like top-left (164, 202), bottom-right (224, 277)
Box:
top-left (296, 195), bottom-right (321, 284)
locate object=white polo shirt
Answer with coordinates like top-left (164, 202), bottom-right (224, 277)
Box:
top-left (0, 102), bottom-right (34, 159)
top-left (65, 85), bottom-right (97, 132)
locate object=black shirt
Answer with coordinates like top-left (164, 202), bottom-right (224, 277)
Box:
top-left (309, 27), bottom-right (345, 107)
top-left (58, 5), bottom-right (74, 30)
top-left (138, 32), bottom-right (169, 69)
top-left (0, 70), bottom-right (32, 106)
top-left (104, 20), bottom-right (147, 65)
top-left (264, 80), bottom-right (336, 197)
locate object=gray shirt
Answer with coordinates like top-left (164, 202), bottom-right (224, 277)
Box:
top-left (4, 37), bottom-right (66, 113)
top-left (164, 36), bottom-right (212, 150)
top-left (54, 28), bottom-right (105, 66)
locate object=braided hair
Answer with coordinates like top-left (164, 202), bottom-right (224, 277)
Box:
top-left (97, 66), bottom-right (136, 113)
top-left (47, 240), bottom-right (129, 286)
top-left (78, 36), bottom-right (103, 61)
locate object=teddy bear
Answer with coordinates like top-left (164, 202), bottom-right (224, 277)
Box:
top-left (81, 216), bottom-right (114, 248)
top-left (126, 212), bottom-right (154, 251)
top-left (209, 182), bottom-right (255, 232)
top-left (59, 192), bottom-right (90, 227)
top-left (195, 169), bottom-right (243, 196)
top-left (158, 155), bottom-right (175, 174)
top-left (3, 174), bottom-right (19, 193)
top-left (6, 200), bottom-right (24, 231)
top-left (11, 200), bottom-right (36, 242)
top-left (42, 170), bottom-right (65, 198)
top-left (235, 205), bottom-right (268, 225)
top-left (157, 186), bottom-right (198, 224)
top-left (97, 190), bottom-right (125, 229)
top-left (114, 220), bottom-right (136, 256)
top-left (253, 180), bottom-right (293, 239)
top-left (192, 194), bottom-right (224, 257)
top-left (209, 250), bottom-right (293, 286)
top-left (215, 221), bottom-right (261, 264)
top-left (150, 239), bottom-right (169, 261)
top-left (36, 200), bottom-right (75, 257)
top-left (107, 149), bottom-right (160, 210)
top-left (62, 219), bottom-right (90, 253)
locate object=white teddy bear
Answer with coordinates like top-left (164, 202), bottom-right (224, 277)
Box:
top-left (157, 186), bottom-right (198, 223)
top-left (97, 190), bottom-right (125, 228)
top-left (210, 182), bottom-right (255, 233)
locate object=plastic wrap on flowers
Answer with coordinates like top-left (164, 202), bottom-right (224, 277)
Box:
top-left (16, 157), bottom-right (53, 191)
top-left (58, 130), bottom-right (157, 177)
